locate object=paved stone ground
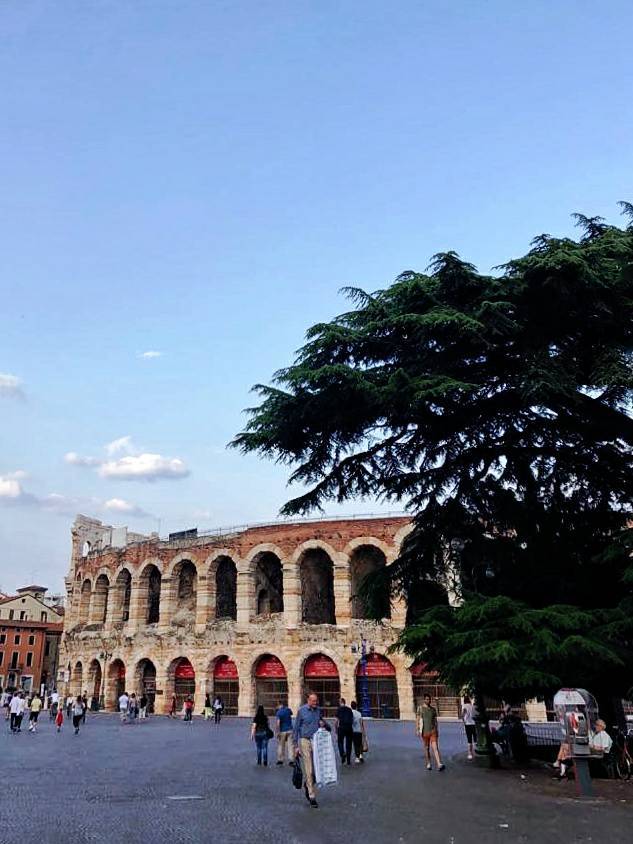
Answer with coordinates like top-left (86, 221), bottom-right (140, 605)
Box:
top-left (1, 714), bottom-right (630, 844)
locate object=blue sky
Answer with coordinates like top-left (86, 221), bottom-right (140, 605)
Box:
top-left (1, 0), bottom-right (631, 593)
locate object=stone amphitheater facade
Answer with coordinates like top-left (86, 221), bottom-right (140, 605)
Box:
top-left (60, 513), bottom-right (440, 720)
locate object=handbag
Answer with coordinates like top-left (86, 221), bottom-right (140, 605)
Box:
top-left (292, 757), bottom-right (303, 790)
top-left (266, 726), bottom-right (274, 740)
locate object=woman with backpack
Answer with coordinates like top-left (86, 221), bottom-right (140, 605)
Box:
top-left (250, 704), bottom-right (272, 766)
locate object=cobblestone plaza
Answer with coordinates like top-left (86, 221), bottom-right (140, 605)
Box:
top-left (2, 714), bottom-right (630, 844)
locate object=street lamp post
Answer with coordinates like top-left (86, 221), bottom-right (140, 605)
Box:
top-left (99, 650), bottom-right (112, 711)
top-left (359, 638), bottom-right (372, 717)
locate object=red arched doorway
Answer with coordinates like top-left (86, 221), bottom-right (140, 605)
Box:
top-left (213, 657), bottom-right (239, 715)
top-left (303, 654), bottom-right (340, 717)
top-left (355, 653), bottom-right (400, 719)
top-left (173, 658), bottom-right (196, 711)
top-left (254, 655), bottom-right (288, 715)
top-left (410, 661), bottom-right (460, 717)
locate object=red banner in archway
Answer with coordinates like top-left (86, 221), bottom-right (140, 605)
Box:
top-left (214, 657), bottom-right (238, 679)
top-left (255, 655), bottom-right (287, 679)
top-left (355, 653), bottom-right (396, 677)
top-left (304, 654), bottom-right (339, 678)
top-left (175, 659), bottom-right (195, 679)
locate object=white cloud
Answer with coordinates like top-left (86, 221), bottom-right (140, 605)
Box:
top-left (0, 373), bottom-right (25, 399)
top-left (104, 498), bottom-right (149, 517)
top-left (0, 476), bottom-right (22, 499)
top-left (66, 437), bottom-right (190, 482)
top-left (99, 453), bottom-right (189, 481)
top-left (139, 351), bottom-right (163, 359)
top-left (105, 435), bottom-right (134, 456)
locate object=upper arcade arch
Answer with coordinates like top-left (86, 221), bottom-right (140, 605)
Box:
top-left (298, 547), bottom-right (335, 625)
top-left (349, 544), bottom-right (390, 619)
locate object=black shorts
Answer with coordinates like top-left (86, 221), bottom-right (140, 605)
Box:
top-left (465, 724), bottom-right (477, 742)
top-left (29, 711), bottom-right (40, 722)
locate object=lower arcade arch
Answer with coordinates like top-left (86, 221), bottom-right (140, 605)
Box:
top-left (88, 659), bottom-right (102, 707)
top-left (355, 653), bottom-right (400, 719)
top-left (136, 658), bottom-right (157, 713)
top-left (169, 657), bottom-right (196, 711)
top-left (107, 659), bottom-right (126, 709)
top-left (302, 653), bottom-right (340, 718)
top-left (254, 654), bottom-right (288, 715)
top-left (72, 661), bottom-right (83, 696)
top-left (211, 656), bottom-right (239, 715)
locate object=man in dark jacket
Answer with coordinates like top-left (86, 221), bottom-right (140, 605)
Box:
top-left (335, 698), bottom-right (354, 765)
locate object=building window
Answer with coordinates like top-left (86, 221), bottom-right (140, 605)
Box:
top-left (26, 652), bottom-right (33, 667)
top-left (0, 634), bottom-right (5, 644)
top-left (10, 652), bottom-right (18, 669)
top-left (0, 653), bottom-right (4, 666)
top-left (41, 612), bottom-right (47, 622)
top-left (14, 635), bottom-right (20, 645)
top-left (8, 610), bottom-right (14, 620)
top-left (19, 611), bottom-right (26, 620)
top-left (28, 635), bottom-right (35, 645)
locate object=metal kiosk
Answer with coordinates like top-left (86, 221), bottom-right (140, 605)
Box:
top-left (553, 688), bottom-right (599, 796)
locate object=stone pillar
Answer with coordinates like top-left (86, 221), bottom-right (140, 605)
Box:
top-left (236, 563), bottom-right (253, 631)
top-left (394, 657), bottom-right (415, 720)
top-left (104, 584), bottom-right (116, 630)
top-left (195, 574), bottom-right (213, 632)
top-left (155, 665), bottom-right (170, 714)
top-left (333, 553), bottom-right (352, 627)
top-left (339, 651), bottom-right (356, 704)
top-left (158, 576), bottom-right (175, 632)
top-left (127, 576), bottom-right (145, 633)
top-left (282, 560), bottom-right (301, 628)
top-left (238, 664), bottom-right (254, 716)
top-left (391, 594), bottom-right (407, 628)
top-left (287, 672), bottom-right (303, 712)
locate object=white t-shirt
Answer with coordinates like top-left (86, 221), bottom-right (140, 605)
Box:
top-left (351, 709), bottom-right (363, 732)
top-left (591, 730), bottom-right (613, 753)
top-left (119, 694), bottom-right (129, 711)
top-left (51, 692), bottom-right (59, 704)
top-left (462, 702), bottom-right (476, 726)
top-left (10, 696), bottom-right (22, 714)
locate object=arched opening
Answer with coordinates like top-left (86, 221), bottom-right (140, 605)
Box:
top-left (300, 548), bottom-right (335, 625)
top-left (140, 564), bottom-right (161, 625)
top-left (303, 654), bottom-right (340, 718)
top-left (88, 659), bottom-right (102, 708)
top-left (72, 661), bottom-right (83, 696)
top-left (93, 574), bottom-right (110, 625)
top-left (355, 653), bottom-right (400, 719)
top-left (78, 580), bottom-right (92, 625)
top-left (215, 556), bottom-right (237, 620)
top-left (108, 659), bottom-right (126, 709)
top-left (410, 661), bottom-right (460, 717)
top-left (82, 541), bottom-right (91, 557)
top-left (254, 654), bottom-right (288, 715)
top-left (112, 569), bottom-right (132, 624)
top-left (253, 552), bottom-right (283, 617)
top-left (212, 656), bottom-right (239, 715)
top-left (170, 657), bottom-right (196, 711)
top-left (136, 658), bottom-right (157, 714)
top-left (173, 560), bottom-right (197, 623)
top-left (350, 545), bottom-right (390, 619)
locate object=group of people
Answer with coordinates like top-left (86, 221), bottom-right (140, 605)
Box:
top-left (249, 696), bottom-right (368, 809)
top-left (2, 689), bottom-right (43, 733)
top-left (117, 692), bottom-right (150, 721)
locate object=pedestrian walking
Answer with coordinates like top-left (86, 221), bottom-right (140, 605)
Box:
top-left (139, 694), bottom-right (148, 719)
top-left (9, 691), bottom-right (25, 733)
top-left (213, 695), bottom-right (223, 724)
top-left (416, 694), bottom-right (445, 771)
top-left (293, 692), bottom-right (322, 808)
top-left (183, 696), bottom-right (194, 722)
top-left (72, 696), bottom-right (84, 735)
top-left (275, 700), bottom-right (294, 765)
top-left (65, 695), bottom-right (73, 719)
top-left (81, 692), bottom-right (88, 723)
top-left (461, 695), bottom-right (476, 760)
top-left (204, 694), bottom-right (212, 720)
top-left (251, 704), bottom-right (271, 766)
top-left (1, 689), bottom-right (10, 720)
top-left (28, 693), bottom-right (43, 732)
top-left (50, 689), bottom-right (59, 720)
top-left (118, 690), bottom-right (129, 723)
top-left (55, 706), bottom-right (64, 732)
top-left (169, 694), bottom-right (177, 718)
top-left (350, 701), bottom-right (366, 763)
top-left (335, 698), bottom-right (354, 765)
top-left (128, 693), bottom-right (138, 721)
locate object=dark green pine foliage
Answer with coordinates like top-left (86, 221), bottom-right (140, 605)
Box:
top-left (232, 207), bottom-right (633, 703)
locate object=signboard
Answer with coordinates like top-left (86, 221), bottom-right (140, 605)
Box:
top-left (174, 660), bottom-right (195, 680)
top-left (355, 653), bottom-right (396, 677)
top-left (255, 655), bottom-right (287, 679)
top-left (304, 654), bottom-right (339, 678)
top-left (214, 657), bottom-right (238, 680)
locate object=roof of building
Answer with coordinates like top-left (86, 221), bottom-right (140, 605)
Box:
top-left (16, 585), bottom-right (48, 593)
